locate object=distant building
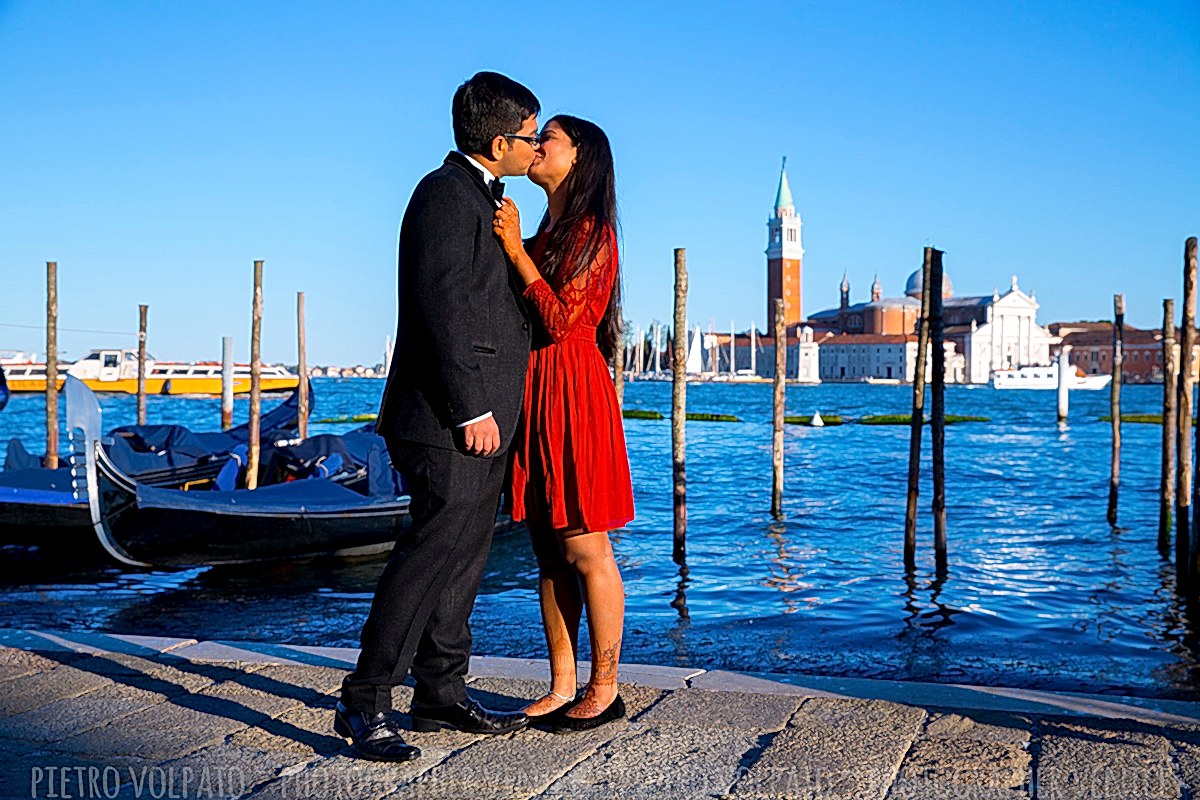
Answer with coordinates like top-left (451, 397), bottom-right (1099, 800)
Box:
top-left (1048, 322), bottom-right (1200, 384)
top-left (751, 162), bottom-right (1062, 386)
top-left (309, 364), bottom-right (386, 378)
top-left (807, 272), bottom-right (927, 336)
top-left (817, 333), bottom-right (963, 383)
top-left (943, 277), bottom-right (1057, 384)
top-left (808, 269), bottom-right (1055, 384)
top-left (766, 159), bottom-right (803, 330)
top-left (755, 326), bottom-right (820, 383)
top-left (701, 325), bottom-right (820, 382)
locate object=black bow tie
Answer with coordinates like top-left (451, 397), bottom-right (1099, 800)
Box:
top-left (489, 180), bottom-right (505, 203)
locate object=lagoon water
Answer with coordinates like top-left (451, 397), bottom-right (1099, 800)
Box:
top-left (2, 377), bottom-right (1197, 699)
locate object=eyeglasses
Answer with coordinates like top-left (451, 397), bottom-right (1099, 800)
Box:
top-left (503, 133), bottom-right (540, 147)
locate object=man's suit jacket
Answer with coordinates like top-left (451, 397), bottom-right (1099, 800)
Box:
top-left (376, 152), bottom-right (532, 455)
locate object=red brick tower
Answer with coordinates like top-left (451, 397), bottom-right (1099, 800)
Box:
top-left (766, 158), bottom-right (803, 329)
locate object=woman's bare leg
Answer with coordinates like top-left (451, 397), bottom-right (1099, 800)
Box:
top-left (523, 524), bottom-right (583, 716)
top-left (561, 530), bottom-right (624, 718)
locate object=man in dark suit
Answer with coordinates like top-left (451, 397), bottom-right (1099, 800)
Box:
top-left (335, 72), bottom-right (540, 762)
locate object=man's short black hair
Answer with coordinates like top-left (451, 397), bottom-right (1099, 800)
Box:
top-left (452, 72), bottom-right (540, 155)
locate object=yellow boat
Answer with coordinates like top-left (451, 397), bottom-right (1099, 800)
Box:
top-left (2, 349), bottom-right (300, 395)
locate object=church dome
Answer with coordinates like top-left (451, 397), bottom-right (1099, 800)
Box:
top-left (905, 269), bottom-right (954, 299)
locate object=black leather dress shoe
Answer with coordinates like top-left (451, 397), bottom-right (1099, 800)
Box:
top-left (334, 701), bottom-right (421, 762)
top-left (544, 694), bottom-right (626, 733)
top-left (410, 696), bottom-right (529, 734)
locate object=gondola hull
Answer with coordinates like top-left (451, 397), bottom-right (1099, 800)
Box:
top-left (0, 468), bottom-right (93, 554)
top-left (68, 376), bottom-right (416, 569)
top-left (0, 501), bottom-right (91, 537)
top-left (0, 378), bottom-right (310, 560)
top-left (94, 447), bottom-right (409, 567)
top-left (0, 498), bottom-right (93, 550)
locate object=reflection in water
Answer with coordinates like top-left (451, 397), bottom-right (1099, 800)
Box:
top-left (1159, 559), bottom-right (1200, 690)
top-left (670, 563), bottom-right (690, 621)
top-left (901, 564), bottom-right (960, 635)
top-left (761, 521), bottom-right (816, 615)
top-left (664, 564), bottom-right (692, 668)
top-left (893, 564), bottom-right (965, 682)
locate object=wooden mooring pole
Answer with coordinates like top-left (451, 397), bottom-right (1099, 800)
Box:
top-left (246, 261), bottom-right (264, 490)
top-left (297, 292), bottom-right (309, 440)
top-left (1108, 294), bottom-right (1124, 527)
top-left (671, 248), bottom-right (688, 564)
top-left (771, 298), bottom-right (786, 519)
top-left (220, 337), bottom-right (234, 430)
top-left (1161, 299), bottom-right (1177, 556)
top-left (136, 304), bottom-right (149, 426)
top-left (930, 248), bottom-right (947, 567)
top-left (1188, 239), bottom-right (1200, 580)
top-left (1178, 239), bottom-right (1197, 585)
top-left (904, 248), bottom-right (934, 567)
top-left (45, 261), bottom-right (58, 470)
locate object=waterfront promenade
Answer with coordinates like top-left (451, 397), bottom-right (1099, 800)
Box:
top-left (3, 631), bottom-right (1200, 798)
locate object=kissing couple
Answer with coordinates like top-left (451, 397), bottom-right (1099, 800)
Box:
top-left (333, 71), bottom-right (636, 761)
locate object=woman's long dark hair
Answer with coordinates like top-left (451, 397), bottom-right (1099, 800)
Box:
top-left (534, 114), bottom-right (622, 363)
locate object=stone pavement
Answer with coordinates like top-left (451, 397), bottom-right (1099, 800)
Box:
top-left (3, 630), bottom-right (1200, 799)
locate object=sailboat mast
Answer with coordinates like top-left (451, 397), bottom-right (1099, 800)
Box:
top-left (750, 324), bottom-right (757, 376)
top-left (730, 320), bottom-right (736, 376)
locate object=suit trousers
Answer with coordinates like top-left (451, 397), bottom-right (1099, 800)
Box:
top-left (340, 440), bottom-right (507, 713)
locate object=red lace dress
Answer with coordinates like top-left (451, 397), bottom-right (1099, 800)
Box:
top-left (509, 224), bottom-right (635, 534)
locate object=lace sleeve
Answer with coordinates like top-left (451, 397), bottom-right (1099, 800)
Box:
top-left (523, 226), bottom-right (616, 343)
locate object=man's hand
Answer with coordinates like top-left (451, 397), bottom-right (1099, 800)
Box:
top-left (462, 416), bottom-right (501, 457)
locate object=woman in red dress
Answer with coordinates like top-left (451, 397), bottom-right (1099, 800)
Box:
top-left (492, 114), bottom-right (634, 732)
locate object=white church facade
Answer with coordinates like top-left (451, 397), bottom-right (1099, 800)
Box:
top-left (941, 275), bottom-right (1058, 384)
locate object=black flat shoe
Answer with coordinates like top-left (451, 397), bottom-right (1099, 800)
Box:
top-left (410, 696), bottom-right (529, 734)
top-left (526, 691), bottom-right (583, 726)
top-left (333, 701), bottom-right (421, 762)
top-left (544, 694), bottom-right (626, 734)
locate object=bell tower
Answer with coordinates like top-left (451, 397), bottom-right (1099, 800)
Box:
top-left (766, 158), bottom-right (803, 328)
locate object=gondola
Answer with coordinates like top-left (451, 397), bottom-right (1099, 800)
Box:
top-left (67, 377), bottom-right (412, 569)
top-left (105, 376), bottom-right (309, 488)
top-left (0, 379), bottom-right (308, 557)
top-left (0, 453), bottom-right (91, 548)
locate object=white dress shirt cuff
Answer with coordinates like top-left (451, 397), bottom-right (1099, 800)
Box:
top-left (456, 411), bottom-right (493, 427)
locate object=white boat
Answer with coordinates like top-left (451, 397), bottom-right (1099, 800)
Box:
top-left (991, 364), bottom-right (1112, 390)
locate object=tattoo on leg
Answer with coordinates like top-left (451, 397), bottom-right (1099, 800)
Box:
top-left (568, 638), bottom-right (622, 718)
top-left (592, 637), bottom-right (621, 684)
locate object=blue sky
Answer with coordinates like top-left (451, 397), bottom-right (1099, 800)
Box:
top-left (1, 1), bottom-right (1197, 365)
